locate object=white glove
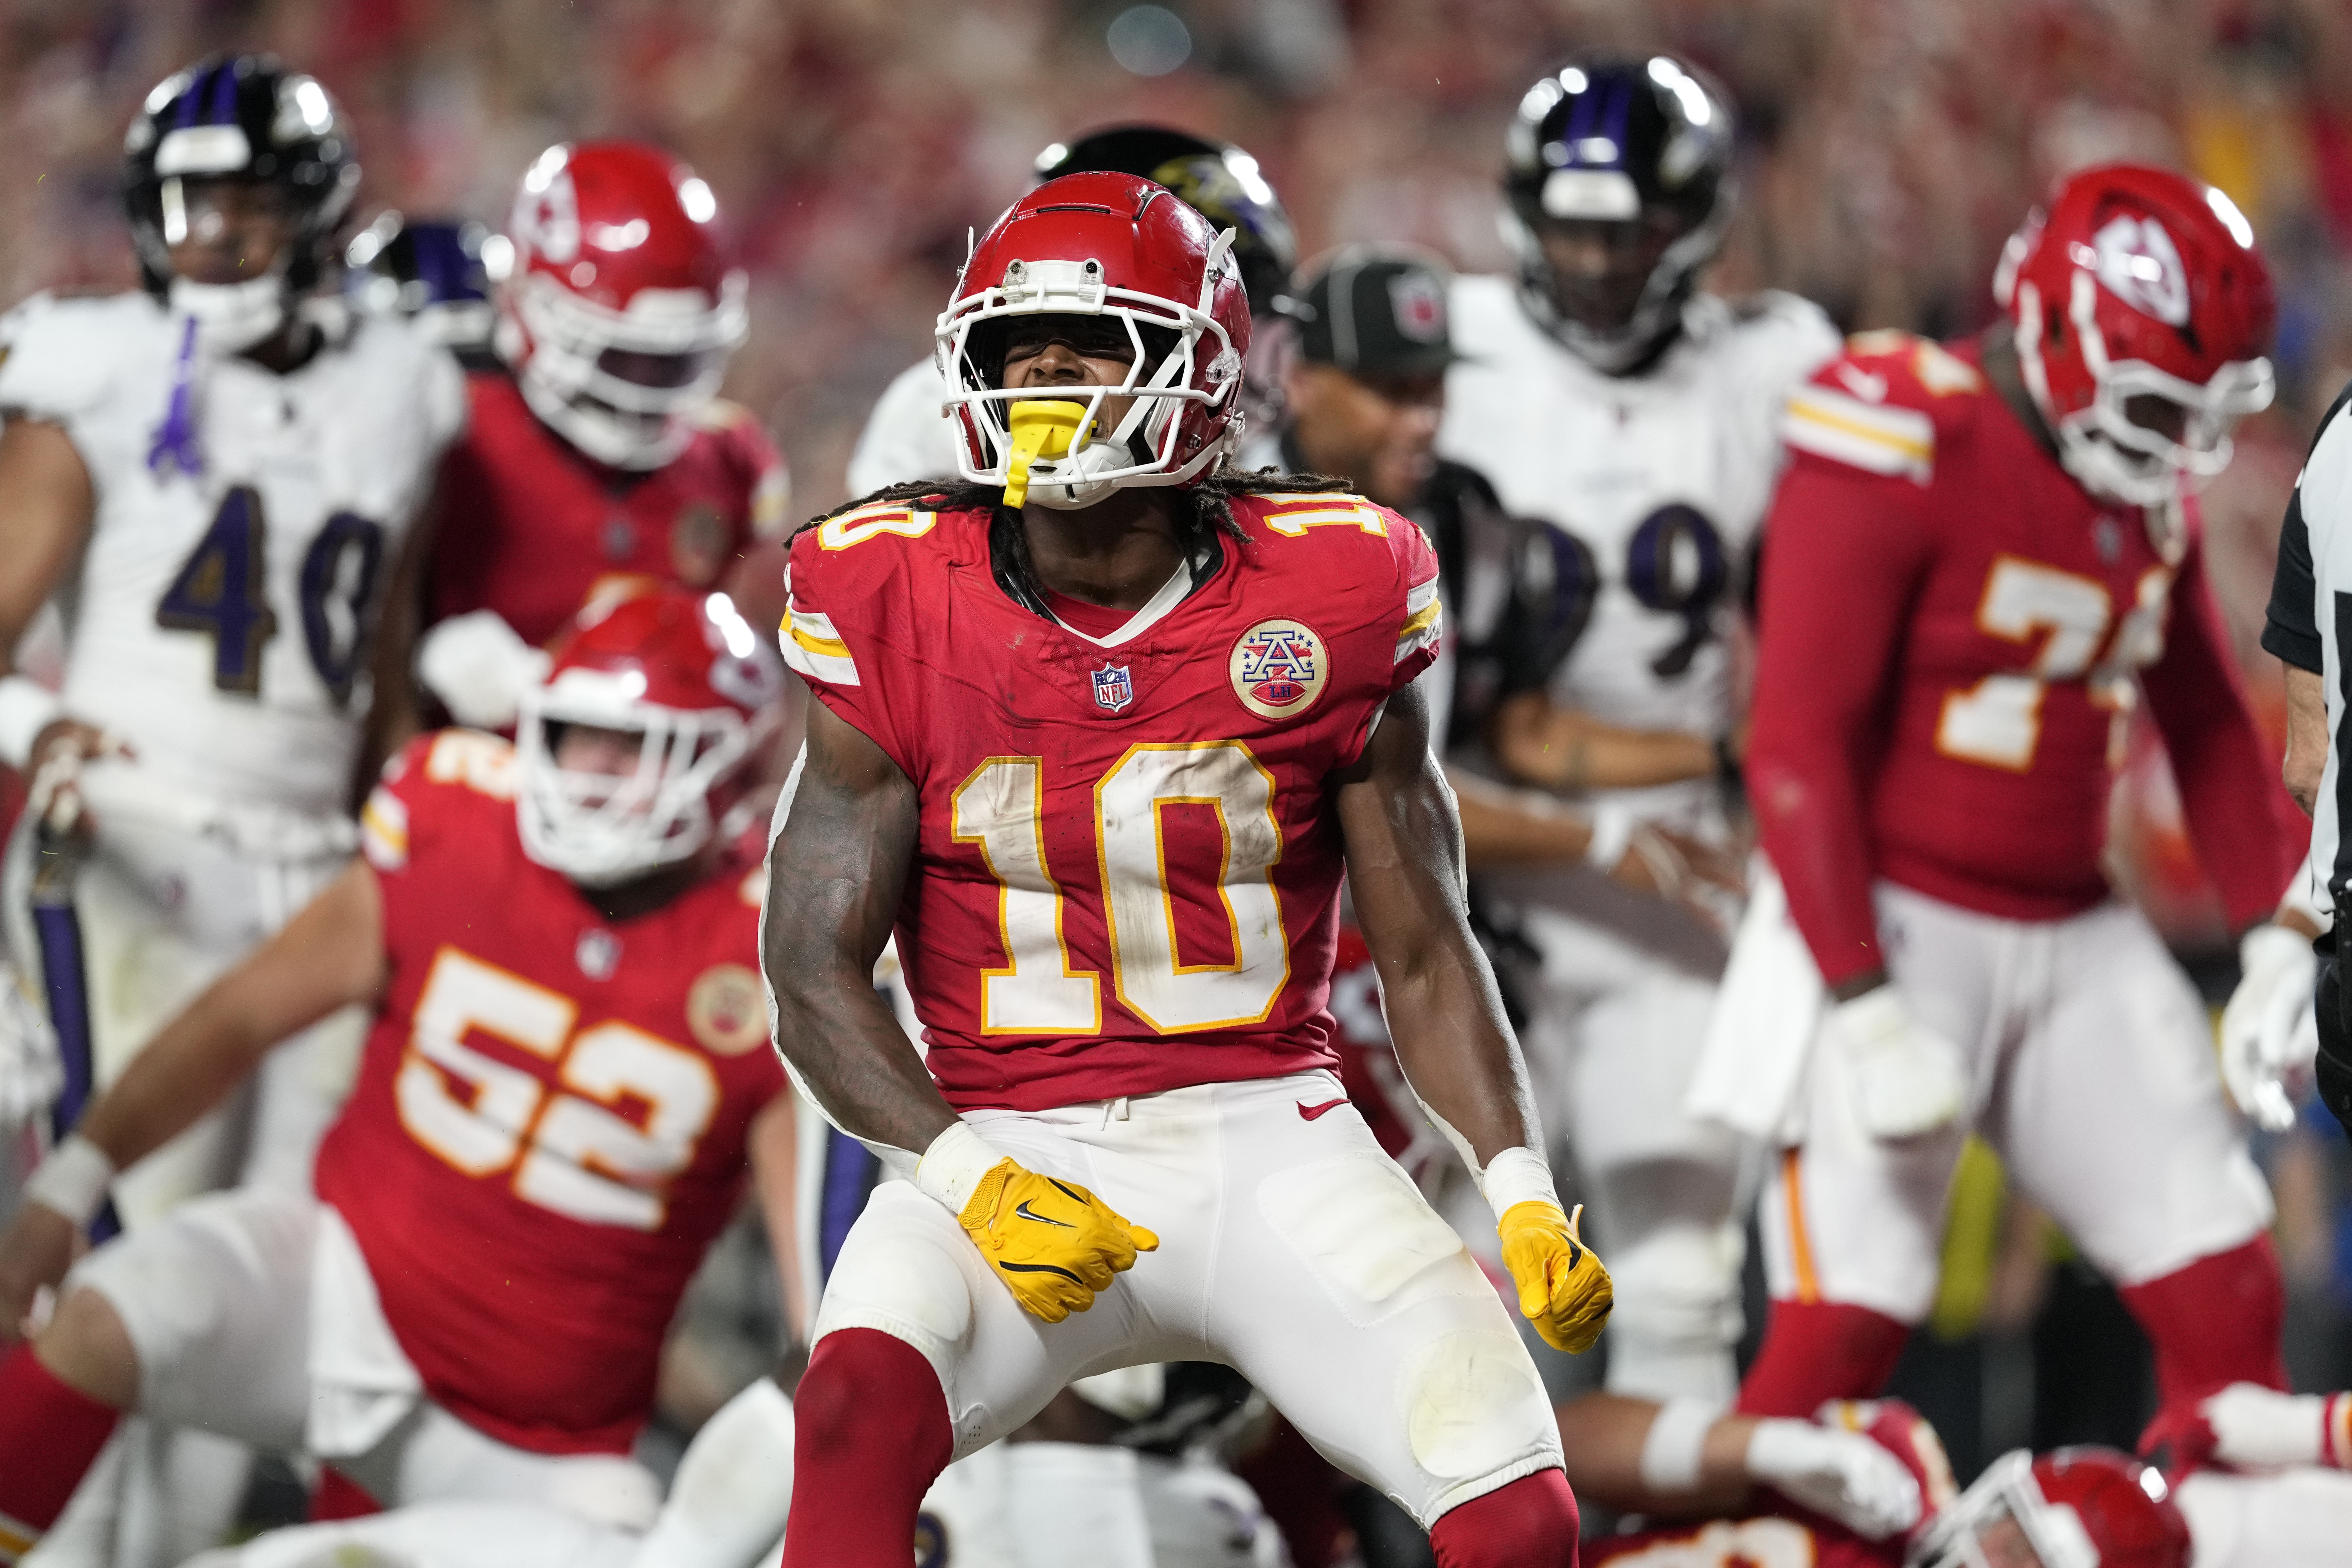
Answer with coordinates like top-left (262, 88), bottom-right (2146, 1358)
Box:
top-left (2220, 922), bottom-right (2318, 1132)
top-left (2198, 1381), bottom-right (2349, 1471)
top-left (416, 611), bottom-right (551, 731)
top-left (1830, 987), bottom-right (1968, 1140)
top-left (0, 957), bottom-right (61, 1131)
top-left (1745, 1417), bottom-right (1924, 1540)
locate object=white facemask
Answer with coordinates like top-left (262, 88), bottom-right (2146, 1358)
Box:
top-left (169, 274), bottom-right (287, 354)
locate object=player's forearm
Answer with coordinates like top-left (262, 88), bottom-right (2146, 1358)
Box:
top-left (1492, 695), bottom-right (1716, 791)
top-left (1554, 1393), bottom-right (1757, 1518)
top-left (1449, 770), bottom-right (1592, 866)
top-left (2148, 584), bottom-right (2304, 929)
top-left (79, 862), bottom-right (384, 1167)
top-left (2284, 663), bottom-right (2327, 817)
top-left (1381, 924), bottom-right (1543, 1166)
top-left (765, 958), bottom-right (957, 1167)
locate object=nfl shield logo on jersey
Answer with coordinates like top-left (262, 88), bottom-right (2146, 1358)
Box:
top-left (1231, 619), bottom-right (1329, 720)
top-left (1092, 663), bottom-right (1134, 714)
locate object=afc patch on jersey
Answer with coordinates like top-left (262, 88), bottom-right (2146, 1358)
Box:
top-left (1231, 618), bottom-right (1328, 720)
top-left (1091, 662), bottom-right (1135, 714)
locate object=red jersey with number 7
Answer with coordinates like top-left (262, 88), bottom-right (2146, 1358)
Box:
top-left (781, 490), bottom-right (1443, 1112)
top-left (311, 729), bottom-right (783, 1456)
top-left (1747, 332), bottom-right (2297, 988)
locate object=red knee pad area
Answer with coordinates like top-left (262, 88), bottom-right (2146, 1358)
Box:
top-left (780, 1328), bottom-right (953, 1568)
top-left (0, 1344), bottom-right (121, 1548)
top-left (1737, 1298), bottom-right (1913, 1418)
top-left (1429, 1468), bottom-right (1581, 1568)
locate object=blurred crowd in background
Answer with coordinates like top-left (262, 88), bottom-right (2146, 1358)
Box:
top-left (7, 0), bottom-right (2352, 1485)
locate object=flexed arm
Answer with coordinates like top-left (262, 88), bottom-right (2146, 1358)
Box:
top-left (761, 700), bottom-right (1153, 1321)
top-left (1336, 679), bottom-right (1611, 1352)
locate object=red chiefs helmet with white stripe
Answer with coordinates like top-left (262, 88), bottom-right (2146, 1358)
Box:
top-left (496, 141), bottom-right (747, 471)
top-left (1993, 162), bottom-right (2275, 508)
top-left (1909, 1447), bottom-right (2190, 1568)
top-left (516, 588), bottom-right (780, 887)
top-left (936, 171), bottom-right (1251, 509)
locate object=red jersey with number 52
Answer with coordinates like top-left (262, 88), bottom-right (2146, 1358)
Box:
top-left (1749, 332), bottom-right (2296, 987)
top-left (782, 491), bottom-right (1443, 1112)
top-left (312, 730), bottom-right (783, 1456)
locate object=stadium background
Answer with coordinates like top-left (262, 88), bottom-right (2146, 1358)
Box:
top-left (5, 0), bottom-right (2352, 1489)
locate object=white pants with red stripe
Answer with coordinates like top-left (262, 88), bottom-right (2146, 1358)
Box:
top-left (1759, 883), bottom-right (2272, 1322)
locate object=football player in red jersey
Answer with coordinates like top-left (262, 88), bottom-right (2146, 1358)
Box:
top-left (381, 141), bottom-right (792, 741)
top-left (763, 172), bottom-right (1608, 1568)
top-left (0, 590), bottom-right (791, 1563)
top-left (1717, 165), bottom-right (2305, 1431)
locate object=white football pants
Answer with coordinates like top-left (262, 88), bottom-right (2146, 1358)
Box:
top-left (1758, 885), bottom-right (2273, 1323)
top-left (813, 1071), bottom-right (1563, 1529)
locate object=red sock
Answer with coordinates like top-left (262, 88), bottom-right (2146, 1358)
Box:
top-left (1429, 1468), bottom-right (1579, 1568)
top-left (2119, 1236), bottom-right (2289, 1409)
top-left (0, 1344), bottom-right (122, 1561)
top-left (1737, 1299), bottom-right (1911, 1417)
top-left (780, 1328), bottom-right (952, 1568)
top-left (307, 1467), bottom-right (382, 1522)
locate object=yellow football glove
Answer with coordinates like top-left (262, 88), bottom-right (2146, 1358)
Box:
top-left (956, 1158), bottom-right (1160, 1323)
top-left (1498, 1199), bottom-right (1613, 1354)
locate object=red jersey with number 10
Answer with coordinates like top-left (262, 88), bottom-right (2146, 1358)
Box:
top-left (1750, 332), bottom-right (2296, 987)
top-left (312, 730), bottom-right (783, 1455)
top-left (782, 491), bottom-right (1443, 1112)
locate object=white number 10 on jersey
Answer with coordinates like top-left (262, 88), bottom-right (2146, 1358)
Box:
top-left (952, 741), bottom-right (1289, 1035)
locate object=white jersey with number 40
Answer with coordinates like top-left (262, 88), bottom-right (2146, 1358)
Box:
top-left (1438, 278), bottom-right (1837, 831)
top-left (0, 292), bottom-right (464, 816)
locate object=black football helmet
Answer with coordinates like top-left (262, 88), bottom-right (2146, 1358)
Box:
top-left (1503, 54), bottom-right (1736, 373)
top-left (122, 53), bottom-right (359, 296)
top-left (1036, 125), bottom-right (1297, 318)
top-left (344, 212), bottom-right (496, 362)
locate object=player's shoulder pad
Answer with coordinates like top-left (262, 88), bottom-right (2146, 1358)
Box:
top-left (1229, 488), bottom-right (1441, 663)
top-left (1782, 329), bottom-right (1986, 486)
top-left (345, 311), bottom-right (469, 446)
top-left (780, 495), bottom-right (977, 688)
top-left (1716, 289), bottom-right (1843, 377)
top-left (0, 290), bottom-right (163, 420)
top-left (696, 399), bottom-right (792, 535)
top-left (361, 729), bottom-right (519, 873)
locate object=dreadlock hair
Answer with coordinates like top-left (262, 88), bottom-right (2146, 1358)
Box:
top-left (800, 464), bottom-right (1358, 617)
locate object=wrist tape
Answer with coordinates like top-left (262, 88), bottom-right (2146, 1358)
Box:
top-left (1639, 1395), bottom-right (1718, 1493)
top-left (1479, 1145), bottom-right (1561, 1225)
top-left (0, 675), bottom-right (62, 772)
top-left (914, 1120), bottom-right (1004, 1216)
top-left (25, 1135), bottom-right (115, 1230)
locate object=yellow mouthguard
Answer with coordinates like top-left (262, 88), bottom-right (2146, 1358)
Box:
top-left (1003, 400), bottom-right (1090, 507)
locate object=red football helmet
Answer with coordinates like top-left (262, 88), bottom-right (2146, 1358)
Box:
top-left (1993, 162), bottom-right (2275, 508)
top-left (937, 170), bottom-right (1251, 508)
top-left (494, 141), bottom-right (748, 470)
top-left (1908, 1448), bottom-right (2191, 1568)
top-left (516, 588), bottom-right (780, 886)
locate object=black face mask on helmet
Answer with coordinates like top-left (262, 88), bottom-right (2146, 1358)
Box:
top-left (122, 54), bottom-right (360, 309)
top-left (1502, 54), bottom-right (1736, 375)
top-left (1035, 125), bottom-right (1298, 322)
